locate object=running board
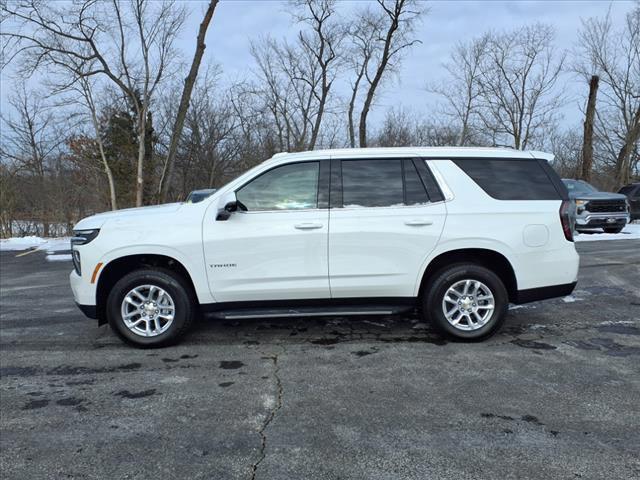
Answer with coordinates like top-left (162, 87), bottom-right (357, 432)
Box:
top-left (205, 304), bottom-right (414, 320)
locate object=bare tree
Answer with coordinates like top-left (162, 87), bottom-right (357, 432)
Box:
top-left (2, 0), bottom-right (187, 206)
top-left (580, 75), bottom-right (599, 182)
top-left (346, 8), bottom-right (383, 148)
top-left (374, 107), bottom-right (460, 147)
top-left (249, 36), bottom-right (320, 151)
top-left (292, 0), bottom-right (342, 150)
top-left (576, 4), bottom-right (640, 187)
top-left (428, 35), bottom-right (489, 146)
top-left (39, 51), bottom-right (120, 210)
top-left (77, 76), bottom-right (118, 210)
top-left (478, 24), bottom-right (565, 150)
top-left (355, 0), bottom-right (423, 148)
top-left (244, 1), bottom-right (342, 153)
top-left (0, 88), bottom-right (65, 235)
top-left (158, 0), bottom-right (218, 203)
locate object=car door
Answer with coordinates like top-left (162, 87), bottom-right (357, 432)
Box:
top-left (328, 157), bottom-right (446, 298)
top-left (203, 160), bottom-right (330, 302)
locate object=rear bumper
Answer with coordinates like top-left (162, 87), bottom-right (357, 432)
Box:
top-left (514, 281), bottom-right (577, 304)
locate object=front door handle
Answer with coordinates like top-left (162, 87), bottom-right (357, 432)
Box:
top-left (294, 223), bottom-right (323, 230)
top-left (404, 219), bottom-right (434, 226)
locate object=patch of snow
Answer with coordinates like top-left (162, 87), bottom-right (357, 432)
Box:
top-left (509, 304), bottom-right (535, 310)
top-left (43, 238), bottom-right (71, 253)
top-left (0, 236), bottom-right (47, 251)
top-left (0, 236), bottom-right (70, 252)
top-left (46, 254), bottom-right (72, 262)
top-left (562, 295), bottom-right (577, 303)
top-left (574, 223), bottom-right (640, 242)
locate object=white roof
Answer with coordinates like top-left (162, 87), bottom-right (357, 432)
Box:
top-left (267, 147), bottom-right (554, 163)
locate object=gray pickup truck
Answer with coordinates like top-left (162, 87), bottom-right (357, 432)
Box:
top-left (562, 179), bottom-right (630, 234)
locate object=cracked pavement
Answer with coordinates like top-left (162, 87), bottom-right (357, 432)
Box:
top-left (1, 239), bottom-right (639, 479)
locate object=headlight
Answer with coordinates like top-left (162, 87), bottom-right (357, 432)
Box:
top-left (71, 229), bottom-right (100, 246)
top-left (575, 199), bottom-right (587, 207)
top-left (71, 229), bottom-right (100, 276)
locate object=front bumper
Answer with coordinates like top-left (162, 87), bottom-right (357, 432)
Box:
top-left (69, 270), bottom-right (96, 307)
top-left (575, 212), bottom-right (629, 229)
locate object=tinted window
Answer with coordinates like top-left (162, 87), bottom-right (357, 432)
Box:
top-left (341, 159), bottom-right (404, 207)
top-left (237, 162), bottom-right (319, 211)
top-left (563, 179), bottom-right (597, 195)
top-left (619, 185), bottom-right (638, 198)
top-left (404, 159), bottom-right (429, 205)
top-left (454, 159), bottom-right (560, 200)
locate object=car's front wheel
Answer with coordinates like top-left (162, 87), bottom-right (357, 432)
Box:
top-left (422, 264), bottom-right (508, 340)
top-left (106, 269), bottom-right (195, 347)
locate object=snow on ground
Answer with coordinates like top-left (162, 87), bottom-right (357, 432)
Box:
top-left (0, 236), bottom-right (70, 252)
top-left (574, 223), bottom-right (640, 242)
top-left (46, 254), bottom-right (73, 262)
top-left (0, 236), bottom-right (48, 251)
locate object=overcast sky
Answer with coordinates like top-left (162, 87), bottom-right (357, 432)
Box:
top-left (0, 0), bottom-right (633, 131)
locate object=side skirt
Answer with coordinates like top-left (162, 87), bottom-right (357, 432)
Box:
top-left (200, 297), bottom-right (417, 320)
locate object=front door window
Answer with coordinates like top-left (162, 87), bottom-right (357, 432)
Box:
top-left (236, 162), bottom-right (320, 211)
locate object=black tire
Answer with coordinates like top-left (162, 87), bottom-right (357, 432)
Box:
top-left (106, 268), bottom-right (196, 348)
top-left (421, 263), bottom-right (508, 341)
top-left (603, 227), bottom-right (624, 234)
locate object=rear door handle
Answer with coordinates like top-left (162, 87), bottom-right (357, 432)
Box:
top-left (404, 219), bottom-right (433, 226)
top-left (294, 223), bottom-right (323, 230)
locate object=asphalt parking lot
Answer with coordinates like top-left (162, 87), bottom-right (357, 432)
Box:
top-left (1, 240), bottom-right (639, 480)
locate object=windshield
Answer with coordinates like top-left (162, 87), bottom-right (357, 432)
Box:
top-left (563, 179), bottom-right (597, 195)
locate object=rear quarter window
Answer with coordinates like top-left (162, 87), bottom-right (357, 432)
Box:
top-left (453, 159), bottom-right (561, 200)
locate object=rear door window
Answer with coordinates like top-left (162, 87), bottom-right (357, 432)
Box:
top-left (403, 159), bottom-right (430, 205)
top-left (453, 159), bottom-right (561, 200)
top-left (341, 159), bottom-right (404, 207)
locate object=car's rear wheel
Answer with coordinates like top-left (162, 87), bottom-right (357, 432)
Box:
top-left (422, 264), bottom-right (508, 340)
top-left (106, 268), bottom-right (195, 347)
top-left (603, 227), bottom-right (624, 234)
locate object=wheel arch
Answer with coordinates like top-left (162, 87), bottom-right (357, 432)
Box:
top-left (417, 248), bottom-right (518, 303)
top-left (95, 254), bottom-right (198, 325)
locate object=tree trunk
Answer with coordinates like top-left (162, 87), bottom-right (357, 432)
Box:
top-left (159, 0), bottom-right (218, 203)
top-left (89, 106), bottom-right (118, 210)
top-left (309, 83), bottom-right (329, 150)
top-left (348, 63), bottom-right (366, 148)
top-left (358, 2), bottom-right (403, 148)
top-left (580, 75), bottom-right (599, 182)
top-left (614, 108), bottom-right (640, 188)
top-left (135, 111), bottom-right (147, 207)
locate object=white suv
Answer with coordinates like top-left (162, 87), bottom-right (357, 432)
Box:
top-left (70, 147), bottom-right (579, 347)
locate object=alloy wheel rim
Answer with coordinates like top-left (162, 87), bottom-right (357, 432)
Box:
top-left (120, 284), bottom-right (175, 337)
top-left (441, 279), bottom-right (495, 331)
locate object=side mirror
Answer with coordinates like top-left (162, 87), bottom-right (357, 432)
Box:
top-left (216, 192), bottom-right (238, 221)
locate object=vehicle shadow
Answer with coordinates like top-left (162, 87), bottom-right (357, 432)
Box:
top-left (88, 309), bottom-right (546, 350)
top-left (183, 312), bottom-right (451, 347)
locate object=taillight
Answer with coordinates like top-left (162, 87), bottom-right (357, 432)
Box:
top-left (559, 200), bottom-right (574, 242)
